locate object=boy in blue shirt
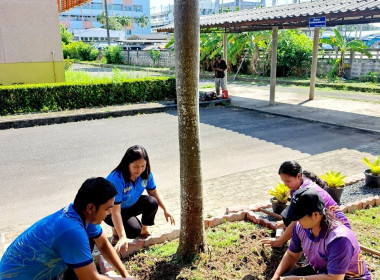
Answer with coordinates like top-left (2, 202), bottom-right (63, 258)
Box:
top-left (0, 177), bottom-right (134, 280)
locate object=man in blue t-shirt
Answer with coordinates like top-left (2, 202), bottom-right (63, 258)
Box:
top-left (0, 177), bottom-right (134, 280)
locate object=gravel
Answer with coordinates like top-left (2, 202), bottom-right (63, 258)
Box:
top-left (255, 180), bottom-right (380, 221)
top-left (340, 180), bottom-right (380, 206)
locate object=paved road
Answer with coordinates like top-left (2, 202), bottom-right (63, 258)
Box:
top-left (1, 106), bottom-right (379, 238)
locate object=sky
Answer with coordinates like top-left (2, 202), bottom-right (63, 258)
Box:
top-left (149, 0), bottom-right (380, 27)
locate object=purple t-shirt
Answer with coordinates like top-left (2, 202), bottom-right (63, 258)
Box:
top-left (289, 221), bottom-right (371, 279)
top-left (291, 177), bottom-right (351, 228)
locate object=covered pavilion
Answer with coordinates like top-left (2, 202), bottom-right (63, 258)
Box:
top-left (158, 0), bottom-right (380, 105)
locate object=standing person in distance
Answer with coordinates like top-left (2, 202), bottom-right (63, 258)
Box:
top-left (104, 145), bottom-right (175, 254)
top-left (213, 54), bottom-right (227, 96)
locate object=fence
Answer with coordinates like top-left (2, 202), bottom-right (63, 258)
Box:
top-left (122, 50), bottom-right (175, 68)
top-left (317, 49), bottom-right (380, 78)
top-left (121, 49), bottom-right (380, 78)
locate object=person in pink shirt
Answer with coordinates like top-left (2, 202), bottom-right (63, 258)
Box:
top-left (272, 187), bottom-right (371, 280)
top-left (263, 160), bottom-right (350, 248)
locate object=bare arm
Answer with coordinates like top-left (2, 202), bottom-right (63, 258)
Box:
top-left (73, 261), bottom-right (133, 280)
top-left (147, 189), bottom-right (175, 225)
top-left (111, 204), bottom-right (128, 253)
top-left (271, 249), bottom-right (302, 280)
top-left (94, 232), bottom-right (130, 278)
top-left (279, 274), bottom-right (345, 280)
top-left (262, 221), bottom-right (296, 247)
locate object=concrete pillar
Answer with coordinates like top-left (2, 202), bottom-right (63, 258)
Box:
top-left (309, 27), bottom-right (320, 100)
top-left (269, 26), bottom-right (278, 105)
top-left (223, 32), bottom-right (228, 87)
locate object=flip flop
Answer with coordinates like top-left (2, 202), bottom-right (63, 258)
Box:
top-left (138, 233), bottom-right (151, 239)
top-left (111, 235), bottom-right (119, 246)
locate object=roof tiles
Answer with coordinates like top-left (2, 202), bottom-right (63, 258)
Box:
top-left (158, 0), bottom-right (380, 32)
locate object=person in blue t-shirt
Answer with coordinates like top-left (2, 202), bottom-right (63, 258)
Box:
top-left (104, 145), bottom-right (175, 253)
top-left (0, 177), bottom-right (134, 280)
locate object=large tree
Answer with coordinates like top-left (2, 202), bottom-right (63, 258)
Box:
top-left (174, 0), bottom-right (207, 260)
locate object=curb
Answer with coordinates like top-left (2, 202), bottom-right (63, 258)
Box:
top-left (232, 105), bottom-right (380, 135)
top-left (0, 99), bottom-right (231, 130)
top-left (98, 176), bottom-right (379, 275)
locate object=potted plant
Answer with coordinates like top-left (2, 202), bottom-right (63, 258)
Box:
top-left (268, 182), bottom-right (290, 215)
top-left (320, 170), bottom-right (346, 204)
top-left (361, 157), bottom-right (380, 188)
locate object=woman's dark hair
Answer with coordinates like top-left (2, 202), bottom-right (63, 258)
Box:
top-left (279, 160), bottom-right (327, 189)
top-left (306, 209), bottom-right (342, 229)
top-left (74, 177), bottom-right (117, 211)
top-left (113, 145), bottom-right (151, 183)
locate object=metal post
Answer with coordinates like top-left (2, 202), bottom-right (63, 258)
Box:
top-left (309, 27), bottom-right (320, 100)
top-left (269, 26), bottom-right (278, 105)
top-left (104, 0), bottom-right (111, 46)
top-left (223, 32), bottom-right (228, 87)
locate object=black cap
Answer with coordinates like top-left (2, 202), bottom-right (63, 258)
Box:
top-left (281, 187), bottom-right (325, 222)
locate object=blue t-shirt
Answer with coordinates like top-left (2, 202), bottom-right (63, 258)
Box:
top-left (0, 203), bottom-right (102, 280)
top-left (106, 171), bottom-right (156, 209)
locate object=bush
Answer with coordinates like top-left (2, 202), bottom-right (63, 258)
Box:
top-left (104, 46), bottom-right (123, 64)
top-left (0, 77), bottom-right (176, 115)
top-left (62, 41), bottom-right (99, 61)
top-left (277, 30), bottom-right (313, 77)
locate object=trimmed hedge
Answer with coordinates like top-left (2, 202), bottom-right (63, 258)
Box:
top-left (0, 77), bottom-right (176, 115)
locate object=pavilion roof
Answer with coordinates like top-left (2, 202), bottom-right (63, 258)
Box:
top-left (57, 0), bottom-right (91, 13)
top-left (158, 0), bottom-right (380, 33)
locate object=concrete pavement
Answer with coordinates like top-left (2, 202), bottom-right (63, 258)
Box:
top-left (1, 82), bottom-right (379, 242)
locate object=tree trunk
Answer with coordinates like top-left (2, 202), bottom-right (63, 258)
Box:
top-left (174, 0), bottom-right (207, 260)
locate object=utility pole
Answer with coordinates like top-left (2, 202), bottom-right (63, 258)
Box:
top-left (104, 0), bottom-right (111, 46)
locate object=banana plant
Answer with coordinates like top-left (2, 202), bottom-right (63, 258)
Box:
top-left (320, 28), bottom-right (372, 77)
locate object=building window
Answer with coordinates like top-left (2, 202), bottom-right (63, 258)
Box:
top-left (133, 5), bottom-right (143, 12)
top-left (91, 3), bottom-right (103, 10)
top-left (113, 4), bottom-right (123, 11)
top-left (82, 3), bottom-right (90, 9)
top-left (124, 5), bottom-right (132, 11)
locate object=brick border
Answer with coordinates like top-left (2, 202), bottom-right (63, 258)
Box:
top-left (98, 176), bottom-right (380, 275)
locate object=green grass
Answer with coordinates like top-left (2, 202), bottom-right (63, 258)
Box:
top-left (346, 205), bottom-right (380, 279)
top-left (199, 84), bottom-right (214, 89)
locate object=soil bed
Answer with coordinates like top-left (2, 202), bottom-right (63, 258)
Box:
top-left (124, 221), bottom-right (287, 280)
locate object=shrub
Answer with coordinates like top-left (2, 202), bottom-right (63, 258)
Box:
top-left (268, 182), bottom-right (290, 204)
top-left (320, 171), bottom-right (346, 188)
top-left (362, 157), bottom-right (380, 176)
top-left (62, 41), bottom-right (99, 61)
top-left (277, 30), bottom-right (313, 77)
top-left (0, 77), bottom-right (176, 115)
top-left (104, 46), bottom-right (123, 64)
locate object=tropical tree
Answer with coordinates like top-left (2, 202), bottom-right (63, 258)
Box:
top-left (60, 24), bottom-right (73, 44)
top-left (136, 14), bottom-right (149, 32)
top-left (174, 0), bottom-right (207, 261)
top-left (320, 28), bottom-right (372, 77)
top-left (97, 12), bottom-right (125, 30)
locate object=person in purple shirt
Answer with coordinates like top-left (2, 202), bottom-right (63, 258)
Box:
top-left (262, 160), bottom-right (350, 248)
top-left (272, 187), bottom-right (371, 280)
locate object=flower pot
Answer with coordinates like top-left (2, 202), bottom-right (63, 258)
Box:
top-left (326, 186), bottom-right (344, 204)
top-left (364, 169), bottom-right (380, 188)
top-left (270, 198), bottom-right (288, 215)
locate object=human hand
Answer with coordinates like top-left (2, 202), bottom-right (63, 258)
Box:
top-left (164, 210), bottom-right (175, 225)
top-left (276, 221), bottom-right (286, 229)
top-left (261, 238), bottom-right (284, 247)
top-left (114, 236), bottom-right (128, 254)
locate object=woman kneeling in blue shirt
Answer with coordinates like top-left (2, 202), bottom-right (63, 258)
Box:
top-left (104, 145), bottom-right (175, 253)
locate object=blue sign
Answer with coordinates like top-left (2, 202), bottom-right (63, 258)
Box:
top-left (309, 17), bottom-right (326, 28)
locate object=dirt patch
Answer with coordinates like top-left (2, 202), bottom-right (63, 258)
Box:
top-left (124, 221), bottom-right (287, 280)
